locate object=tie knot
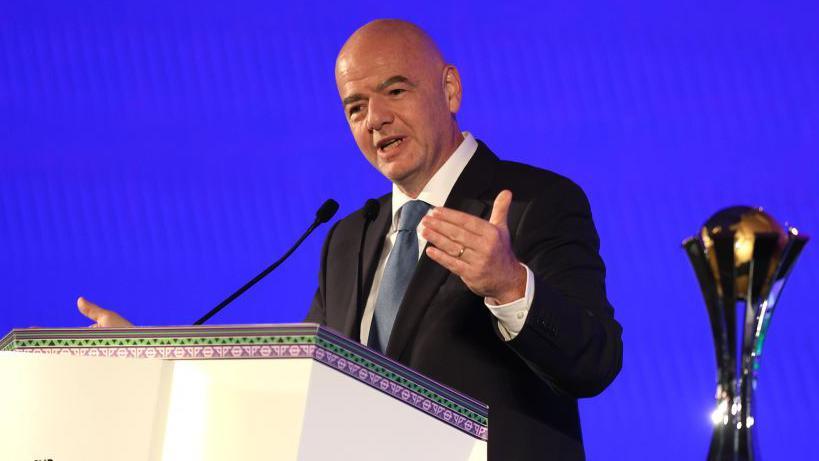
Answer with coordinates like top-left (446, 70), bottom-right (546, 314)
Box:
top-left (398, 200), bottom-right (430, 232)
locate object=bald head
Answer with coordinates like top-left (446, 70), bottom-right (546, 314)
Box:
top-left (336, 19), bottom-right (445, 81)
top-left (335, 19), bottom-right (463, 197)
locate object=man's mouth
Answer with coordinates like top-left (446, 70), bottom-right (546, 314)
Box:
top-left (377, 136), bottom-right (405, 154)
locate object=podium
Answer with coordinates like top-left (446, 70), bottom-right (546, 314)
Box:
top-left (0, 324), bottom-right (488, 460)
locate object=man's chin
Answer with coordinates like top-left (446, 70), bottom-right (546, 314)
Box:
top-left (379, 166), bottom-right (421, 192)
top-left (377, 162), bottom-right (413, 183)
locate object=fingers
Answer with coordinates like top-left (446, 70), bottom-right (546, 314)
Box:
top-left (422, 212), bottom-right (483, 248)
top-left (77, 296), bottom-right (134, 328)
top-left (77, 296), bottom-right (103, 321)
top-left (422, 222), bottom-right (470, 259)
top-left (425, 207), bottom-right (489, 236)
top-left (489, 190), bottom-right (512, 229)
top-left (424, 190), bottom-right (513, 233)
top-left (425, 246), bottom-right (468, 276)
top-left (422, 192), bottom-right (513, 258)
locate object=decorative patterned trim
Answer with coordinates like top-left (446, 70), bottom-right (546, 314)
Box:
top-left (17, 344), bottom-right (316, 360)
top-left (5, 336), bottom-right (314, 351)
top-left (316, 328), bottom-right (489, 420)
top-left (0, 324), bottom-right (488, 440)
top-left (315, 346), bottom-right (488, 439)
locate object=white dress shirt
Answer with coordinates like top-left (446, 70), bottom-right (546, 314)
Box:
top-left (359, 132), bottom-right (535, 344)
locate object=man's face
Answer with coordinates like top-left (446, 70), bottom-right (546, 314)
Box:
top-left (335, 38), bottom-right (461, 194)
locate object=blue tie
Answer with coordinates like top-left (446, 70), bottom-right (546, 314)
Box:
top-left (368, 200), bottom-right (431, 353)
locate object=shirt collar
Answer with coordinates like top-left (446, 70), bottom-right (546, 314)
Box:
top-left (390, 132), bottom-right (478, 229)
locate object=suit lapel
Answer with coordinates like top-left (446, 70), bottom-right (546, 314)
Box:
top-left (342, 195), bottom-right (392, 338)
top-left (385, 143), bottom-right (499, 359)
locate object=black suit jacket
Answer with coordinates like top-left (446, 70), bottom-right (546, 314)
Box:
top-left (305, 142), bottom-right (623, 460)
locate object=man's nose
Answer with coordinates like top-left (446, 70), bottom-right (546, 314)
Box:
top-left (365, 98), bottom-right (393, 132)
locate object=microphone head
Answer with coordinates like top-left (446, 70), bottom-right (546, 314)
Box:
top-left (316, 199), bottom-right (339, 224)
top-left (363, 198), bottom-right (380, 221)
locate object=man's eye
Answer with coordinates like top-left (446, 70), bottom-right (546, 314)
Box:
top-left (389, 88), bottom-right (406, 96)
top-left (348, 105), bottom-right (362, 116)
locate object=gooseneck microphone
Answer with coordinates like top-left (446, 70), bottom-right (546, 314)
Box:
top-left (193, 199), bottom-right (340, 325)
top-left (357, 199), bottom-right (381, 316)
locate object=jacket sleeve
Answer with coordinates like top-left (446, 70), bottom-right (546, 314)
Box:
top-left (303, 221), bottom-right (340, 325)
top-left (502, 178), bottom-right (623, 398)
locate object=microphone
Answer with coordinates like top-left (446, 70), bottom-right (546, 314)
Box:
top-left (193, 199), bottom-right (340, 325)
top-left (316, 199), bottom-right (340, 224)
top-left (357, 199), bottom-right (381, 318)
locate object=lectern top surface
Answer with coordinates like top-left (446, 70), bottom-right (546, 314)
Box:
top-left (1, 323), bottom-right (489, 441)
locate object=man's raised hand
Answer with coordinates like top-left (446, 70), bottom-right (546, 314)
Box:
top-left (421, 189), bottom-right (526, 304)
top-left (77, 296), bottom-right (134, 328)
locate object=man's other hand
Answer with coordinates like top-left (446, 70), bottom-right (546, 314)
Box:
top-left (421, 189), bottom-right (526, 304)
top-left (77, 296), bottom-right (134, 328)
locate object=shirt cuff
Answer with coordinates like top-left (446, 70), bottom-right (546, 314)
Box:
top-left (484, 264), bottom-right (535, 341)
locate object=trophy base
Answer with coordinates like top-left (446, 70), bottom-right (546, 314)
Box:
top-left (708, 416), bottom-right (757, 461)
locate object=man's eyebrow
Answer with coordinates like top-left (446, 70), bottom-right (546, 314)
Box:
top-left (342, 94), bottom-right (365, 106)
top-left (342, 76), bottom-right (415, 106)
top-left (376, 75), bottom-right (414, 91)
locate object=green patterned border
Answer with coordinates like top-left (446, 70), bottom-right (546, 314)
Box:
top-left (0, 325), bottom-right (319, 351)
top-left (2, 335), bottom-right (315, 350)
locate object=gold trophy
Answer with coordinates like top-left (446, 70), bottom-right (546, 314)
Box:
top-left (683, 206), bottom-right (808, 460)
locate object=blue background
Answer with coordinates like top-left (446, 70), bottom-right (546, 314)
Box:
top-left (2, 1), bottom-right (817, 458)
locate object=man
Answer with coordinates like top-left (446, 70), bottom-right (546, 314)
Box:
top-left (80, 19), bottom-right (622, 459)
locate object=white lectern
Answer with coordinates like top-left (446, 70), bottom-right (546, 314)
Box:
top-left (0, 324), bottom-right (488, 461)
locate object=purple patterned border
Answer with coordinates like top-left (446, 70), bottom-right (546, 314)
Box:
top-left (18, 344), bottom-right (316, 360)
top-left (315, 346), bottom-right (488, 440)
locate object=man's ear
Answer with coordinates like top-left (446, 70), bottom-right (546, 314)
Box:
top-left (443, 65), bottom-right (463, 114)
